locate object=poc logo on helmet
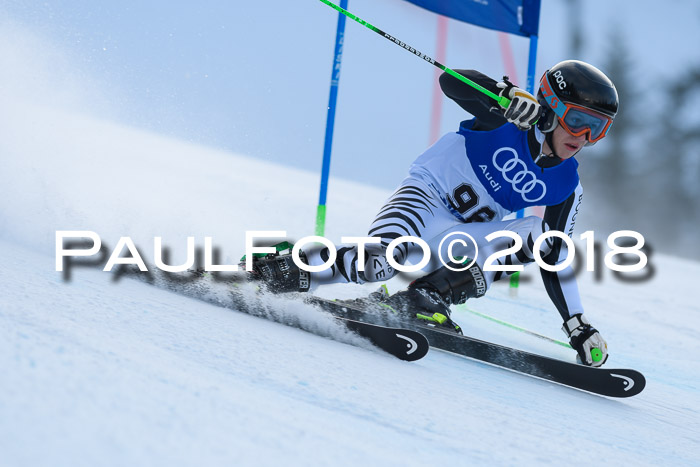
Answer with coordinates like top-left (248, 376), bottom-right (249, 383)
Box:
top-left (553, 70), bottom-right (567, 90)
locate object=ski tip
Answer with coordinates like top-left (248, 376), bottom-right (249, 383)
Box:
top-left (606, 369), bottom-right (646, 397)
top-left (394, 331), bottom-right (429, 361)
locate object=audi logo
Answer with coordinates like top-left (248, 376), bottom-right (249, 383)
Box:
top-left (492, 148), bottom-right (547, 203)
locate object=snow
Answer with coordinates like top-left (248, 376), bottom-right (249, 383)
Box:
top-left (2, 103), bottom-right (700, 466)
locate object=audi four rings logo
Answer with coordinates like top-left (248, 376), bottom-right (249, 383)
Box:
top-left (492, 148), bottom-right (547, 202)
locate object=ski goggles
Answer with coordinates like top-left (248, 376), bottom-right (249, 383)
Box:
top-left (540, 77), bottom-right (614, 143)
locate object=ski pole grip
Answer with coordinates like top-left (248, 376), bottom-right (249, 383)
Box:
top-left (441, 67), bottom-right (511, 109)
top-left (497, 95), bottom-right (512, 109)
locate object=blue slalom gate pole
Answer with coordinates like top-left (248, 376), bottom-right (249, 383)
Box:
top-left (316, 0), bottom-right (349, 236)
top-left (510, 34), bottom-right (539, 290)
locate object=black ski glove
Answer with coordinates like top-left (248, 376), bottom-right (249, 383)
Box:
top-left (563, 314), bottom-right (609, 367)
top-left (496, 77), bottom-right (541, 130)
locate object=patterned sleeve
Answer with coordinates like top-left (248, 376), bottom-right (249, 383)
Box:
top-left (439, 69), bottom-right (507, 130)
top-left (540, 182), bottom-right (585, 320)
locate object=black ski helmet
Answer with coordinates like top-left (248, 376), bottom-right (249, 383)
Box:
top-left (537, 60), bottom-right (619, 140)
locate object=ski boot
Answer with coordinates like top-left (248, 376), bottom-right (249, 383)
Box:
top-left (243, 242), bottom-right (311, 293)
top-left (381, 286), bottom-right (463, 334)
top-left (335, 284), bottom-right (461, 333)
top-left (380, 260), bottom-right (488, 334)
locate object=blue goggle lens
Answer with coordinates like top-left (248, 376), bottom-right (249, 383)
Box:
top-left (563, 108), bottom-right (609, 139)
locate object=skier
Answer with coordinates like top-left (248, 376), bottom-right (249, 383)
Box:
top-left (252, 60), bottom-right (618, 367)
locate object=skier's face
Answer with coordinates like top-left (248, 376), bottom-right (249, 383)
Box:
top-left (551, 125), bottom-right (586, 160)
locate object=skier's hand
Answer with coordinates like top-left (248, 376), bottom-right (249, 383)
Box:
top-left (562, 314), bottom-right (609, 367)
top-left (497, 78), bottom-right (540, 130)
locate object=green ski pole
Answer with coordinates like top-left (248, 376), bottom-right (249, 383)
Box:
top-left (457, 305), bottom-right (573, 349)
top-left (318, 0), bottom-right (512, 109)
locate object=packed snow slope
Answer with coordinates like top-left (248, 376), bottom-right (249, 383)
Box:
top-left (1, 105), bottom-right (700, 467)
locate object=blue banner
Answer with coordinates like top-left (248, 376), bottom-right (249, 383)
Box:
top-left (404, 0), bottom-right (541, 37)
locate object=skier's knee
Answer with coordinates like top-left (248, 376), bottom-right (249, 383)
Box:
top-left (358, 247), bottom-right (399, 283)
